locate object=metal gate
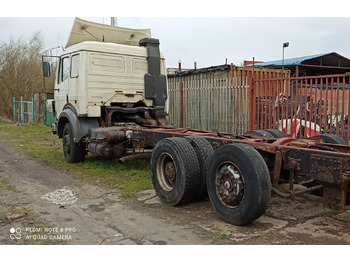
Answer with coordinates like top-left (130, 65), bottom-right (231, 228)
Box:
top-left (13, 97), bottom-right (34, 124)
top-left (251, 74), bottom-right (350, 143)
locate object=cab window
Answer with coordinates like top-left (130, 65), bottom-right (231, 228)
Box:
top-left (58, 56), bottom-right (70, 84)
top-left (71, 54), bottom-right (80, 78)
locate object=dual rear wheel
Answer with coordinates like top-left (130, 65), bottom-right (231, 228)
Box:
top-left (151, 136), bottom-right (213, 206)
top-left (244, 129), bottom-right (287, 138)
top-left (151, 136), bottom-right (271, 225)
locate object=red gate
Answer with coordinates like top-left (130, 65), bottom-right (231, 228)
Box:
top-left (250, 74), bottom-right (350, 143)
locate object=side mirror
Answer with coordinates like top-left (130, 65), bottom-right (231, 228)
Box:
top-left (43, 62), bottom-right (51, 77)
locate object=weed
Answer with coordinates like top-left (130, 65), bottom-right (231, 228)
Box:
top-left (265, 209), bottom-right (274, 216)
top-left (121, 191), bottom-right (135, 198)
top-left (10, 205), bottom-right (33, 216)
top-left (219, 231), bottom-right (229, 239)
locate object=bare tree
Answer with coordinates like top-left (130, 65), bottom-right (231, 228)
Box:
top-left (0, 31), bottom-right (48, 119)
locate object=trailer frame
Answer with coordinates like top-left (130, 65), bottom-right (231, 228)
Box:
top-left (126, 126), bottom-right (350, 212)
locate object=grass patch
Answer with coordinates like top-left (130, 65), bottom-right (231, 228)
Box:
top-left (0, 178), bottom-right (19, 192)
top-left (0, 121), bottom-right (153, 196)
top-left (219, 231), bottom-right (229, 239)
top-left (10, 205), bottom-right (33, 216)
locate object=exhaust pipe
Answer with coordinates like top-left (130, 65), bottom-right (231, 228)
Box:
top-left (118, 153), bottom-right (152, 164)
top-left (88, 142), bottom-right (125, 157)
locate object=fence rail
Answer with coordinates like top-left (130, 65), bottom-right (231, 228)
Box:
top-left (168, 76), bottom-right (250, 133)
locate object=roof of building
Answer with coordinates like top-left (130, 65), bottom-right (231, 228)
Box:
top-left (168, 64), bottom-right (232, 77)
top-left (251, 52), bottom-right (350, 68)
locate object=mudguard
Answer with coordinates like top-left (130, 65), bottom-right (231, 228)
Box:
top-left (57, 104), bottom-right (99, 143)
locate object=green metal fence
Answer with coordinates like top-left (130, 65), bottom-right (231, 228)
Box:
top-left (13, 97), bottom-right (34, 124)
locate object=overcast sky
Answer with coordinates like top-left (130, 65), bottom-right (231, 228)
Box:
top-left (1, 1), bottom-right (350, 69)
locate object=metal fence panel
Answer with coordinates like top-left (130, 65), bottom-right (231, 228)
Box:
top-left (252, 74), bottom-right (350, 143)
top-left (13, 97), bottom-right (34, 124)
top-left (167, 75), bottom-right (249, 133)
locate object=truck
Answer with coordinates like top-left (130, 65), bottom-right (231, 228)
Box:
top-left (43, 18), bottom-right (350, 226)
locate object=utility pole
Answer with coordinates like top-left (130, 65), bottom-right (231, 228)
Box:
top-left (111, 17), bottom-right (118, 26)
top-left (282, 42), bottom-right (289, 77)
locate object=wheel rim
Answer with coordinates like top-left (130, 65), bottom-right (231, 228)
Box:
top-left (216, 162), bottom-right (245, 208)
top-left (63, 132), bottom-right (71, 156)
top-left (156, 152), bottom-right (177, 192)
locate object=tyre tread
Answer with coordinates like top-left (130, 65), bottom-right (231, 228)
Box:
top-left (151, 137), bottom-right (200, 206)
top-left (244, 130), bottom-right (272, 137)
top-left (207, 143), bottom-right (271, 225)
top-left (184, 136), bottom-right (214, 200)
top-left (312, 134), bottom-right (347, 145)
top-left (62, 123), bottom-right (85, 163)
top-left (264, 129), bottom-right (287, 138)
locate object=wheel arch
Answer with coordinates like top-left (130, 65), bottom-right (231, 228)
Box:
top-left (57, 104), bottom-right (99, 143)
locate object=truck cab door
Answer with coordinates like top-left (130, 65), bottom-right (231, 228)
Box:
top-left (55, 56), bottom-right (70, 116)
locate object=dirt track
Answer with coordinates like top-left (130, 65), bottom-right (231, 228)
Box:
top-left (1, 139), bottom-right (350, 245)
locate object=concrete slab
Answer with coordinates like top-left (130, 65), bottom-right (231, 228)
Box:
top-left (136, 189), bottom-right (157, 202)
top-left (144, 196), bottom-right (162, 205)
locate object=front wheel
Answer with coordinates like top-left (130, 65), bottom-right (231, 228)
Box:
top-left (62, 122), bottom-right (86, 163)
top-left (207, 143), bottom-right (271, 225)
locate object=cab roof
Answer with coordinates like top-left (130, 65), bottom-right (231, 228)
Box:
top-left (65, 17), bottom-right (151, 48)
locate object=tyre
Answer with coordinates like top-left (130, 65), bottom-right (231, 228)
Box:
top-left (184, 136), bottom-right (214, 200)
top-left (62, 122), bottom-right (86, 163)
top-left (206, 143), bottom-right (271, 225)
top-left (244, 130), bottom-right (273, 137)
top-left (311, 134), bottom-right (347, 145)
top-left (264, 129), bottom-right (287, 138)
top-left (151, 137), bottom-right (200, 206)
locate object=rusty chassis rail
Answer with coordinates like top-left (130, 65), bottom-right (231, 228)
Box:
top-left (129, 127), bottom-right (350, 212)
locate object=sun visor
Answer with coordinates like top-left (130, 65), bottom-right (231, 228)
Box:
top-left (65, 17), bottom-right (152, 48)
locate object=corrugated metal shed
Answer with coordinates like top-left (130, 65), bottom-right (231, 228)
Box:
top-left (249, 52), bottom-right (350, 76)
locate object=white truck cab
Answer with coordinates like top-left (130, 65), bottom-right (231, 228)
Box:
top-left (43, 18), bottom-right (169, 163)
top-left (54, 18), bottom-right (167, 118)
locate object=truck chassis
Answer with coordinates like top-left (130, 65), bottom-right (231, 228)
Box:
top-left (62, 120), bottom-right (350, 225)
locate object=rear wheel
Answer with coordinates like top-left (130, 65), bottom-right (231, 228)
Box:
top-left (184, 136), bottom-right (214, 200)
top-left (151, 137), bottom-right (200, 206)
top-left (264, 129), bottom-right (287, 138)
top-left (244, 130), bottom-right (272, 137)
top-left (62, 122), bottom-right (86, 163)
top-left (207, 143), bottom-right (271, 225)
top-left (311, 134), bottom-right (347, 145)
